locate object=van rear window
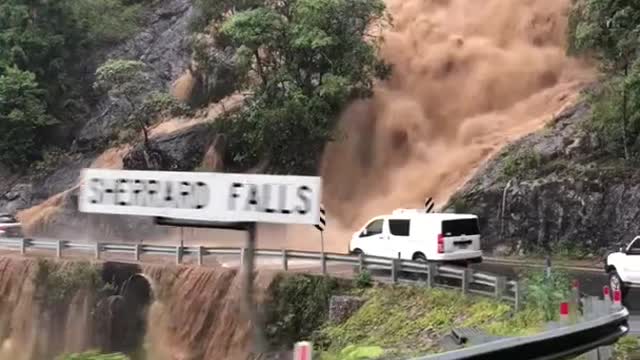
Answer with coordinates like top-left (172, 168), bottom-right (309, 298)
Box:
top-left (389, 219), bottom-right (410, 236)
top-left (441, 219), bottom-right (479, 236)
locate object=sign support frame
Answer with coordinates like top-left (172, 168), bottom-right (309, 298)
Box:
top-left (154, 217), bottom-right (267, 353)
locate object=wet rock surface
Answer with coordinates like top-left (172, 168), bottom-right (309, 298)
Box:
top-left (447, 100), bottom-right (640, 255)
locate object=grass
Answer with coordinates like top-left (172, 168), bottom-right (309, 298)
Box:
top-left (314, 286), bottom-right (545, 359)
top-left (612, 336), bottom-right (640, 360)
top-left (501, 148), bottom-right (542, 180)
top-left (56, 351), bottom-right (129, 360)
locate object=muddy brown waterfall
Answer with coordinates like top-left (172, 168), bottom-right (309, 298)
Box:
top-left (319, 0), bottom-right (594, 248)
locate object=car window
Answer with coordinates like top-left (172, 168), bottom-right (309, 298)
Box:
top-left (389, 219), bottom-right (410, 236)
top-left (361, 219), bottom-right (384, 237)
top-left (441, 218), bottom-right (480, 236)
top-left (628, 238), bottom-right (640, 254)
top-left (0, 215), bottom-right (17, 223)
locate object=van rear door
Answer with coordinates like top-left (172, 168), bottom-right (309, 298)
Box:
top-left (440, 218), bottom-right (480, 253)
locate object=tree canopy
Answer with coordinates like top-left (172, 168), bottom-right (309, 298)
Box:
top-left (569, 0), bottom-right (640, 159)
top-left (0, 67), bottom-right (52, 168)
top-left (0, 0), bottom-right (142, 168)
top-left (204, 0), bottom-right (391, 174)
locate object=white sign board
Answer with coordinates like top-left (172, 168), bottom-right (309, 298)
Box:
top-left (78, 169), bottom-right (322, 225)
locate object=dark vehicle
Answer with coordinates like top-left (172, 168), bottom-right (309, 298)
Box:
top-left (0, 213), bottom-right (23, 238)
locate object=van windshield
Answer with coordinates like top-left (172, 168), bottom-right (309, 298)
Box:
top-left (441, 218), bottom-right (479, 236)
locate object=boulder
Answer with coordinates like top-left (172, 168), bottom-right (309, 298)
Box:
top-left (122, 123), bottom-right (214, 171)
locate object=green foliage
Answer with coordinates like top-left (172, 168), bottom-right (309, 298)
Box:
top-left (520, 269), bottom-right (571, 322)
top-left (568, 0), bottom-right (640, 160)
top-left (316, 286), bottom-right (543, 358)
top-left (449, 196), bottom-right (470, 213)
top-left (95, 59), bottom-right (147, 99)
top-left (0, 0), bottom-right (143, 167)
top-left (354, 270), bottom-right (372, 289)
top-left (95, 59), bottom-right (180, 148)
top-left (0, 67), bottom-right (53, 168)
top-left (190, 0), bottom-right (263, 33)
top-left (501, 148), bottom-right (541, 179)
top-left (57, 351), bottom-right (129, 360)
top-left (71, 0), bottom-right (142, 44)
top-left (33, 259), bottom-right (104, 308)
top-left (263, 274), bottom-right (341, 349)
top-left (321, 345), bottom-right (384, 360)
top-left (613, 336), bottom-right (640, 360)
top-left (140, 91), bottom-right (192, 120)
top-left (568, 0), bottom-right (640, 71)
top-left (30, 147), bottom-right (74, 177)
top-left (208, 0), bottom-right (391, 174)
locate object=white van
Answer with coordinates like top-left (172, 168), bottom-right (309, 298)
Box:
top-left (348, 209), bottom-right (483, 264)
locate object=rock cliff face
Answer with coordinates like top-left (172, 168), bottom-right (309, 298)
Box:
top-left (76, 0), bottom-right (194, 150)
top-left (0, 0), bottom-right (206, 218)
top-left (446, 99), bottom-right (639, 257)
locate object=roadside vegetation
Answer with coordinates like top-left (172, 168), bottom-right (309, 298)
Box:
top-left (33, 258), bottom-right (107, 308)
top-left (262, 268), bottom-right (576, 360)
top-left (58, 351), bottom-right (129, 360)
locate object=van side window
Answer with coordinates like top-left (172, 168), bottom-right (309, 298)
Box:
top-left (389, 219), bottom-right (410, 236)
top-left (361, 220), bottom-right (383, 237)
top-left (441, 219), bottom-right (480, 236)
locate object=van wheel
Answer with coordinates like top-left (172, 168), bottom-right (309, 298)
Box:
top-left (412, 253), bottom-right (427, 262)
top-left (351, 248), bottom-right (363, 256)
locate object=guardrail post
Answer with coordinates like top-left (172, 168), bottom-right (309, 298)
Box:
top-left (321, 252), bottom-right (327, 275)
top-left (56, 240), bottom-right (63, 258)
top-left (462, 269), bottom-right (471, 294)
top-left (428, 263), bottom-right (437, 288)
top-left (282, 249), bottom-right (288, 271)
top-left (495, 276), bottom-right (507, 301)
top-left (358, 253), bottom-right (365, 273)
top-left (240, 247), bottom-right (246, 266)
top-left (95, 242), bottom-right (101, 260)
top-left (176, 245), bottom-right (183, 265)
top-left (134, 244), bottom-right (141, 261)
top-left (514, 282), bottom-right (521, 312)
top-left (20, 238), bottom-right (27, 255)
top-left (391, 259), bottom-right (399, 283)
top-left (197, 246), bottom-right (203, 266)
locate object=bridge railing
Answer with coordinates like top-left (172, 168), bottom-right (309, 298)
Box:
top-left (0, 237), bottom-right (521, 309)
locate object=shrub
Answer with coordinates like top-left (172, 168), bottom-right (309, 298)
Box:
top-left (56, 350), bottom-right (129, 360)
top-left (33, 259), bottom-right (104, 308)
top-left (501, 148), bottom-right (541, 179)
top-left (520, 268), bottom-right (571, 321)
top-left (354, 270), bottom-right (372, 289)
top-left (613, 336), bottom-right (640, 360)
top-left (263, 274), bottom-right (341, 349)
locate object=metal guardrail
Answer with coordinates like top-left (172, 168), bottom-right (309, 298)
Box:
top-left (0, 237), bottom-right (630, 359)
top-left (0, 237), bottom-right (521, 309)
top-left (413, 296), bottom-right (629, 360)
